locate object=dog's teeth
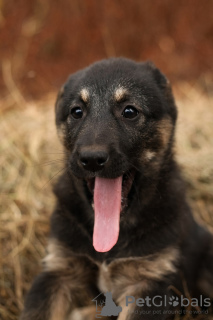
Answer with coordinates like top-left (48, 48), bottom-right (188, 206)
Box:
top-left (92, 203), bottom-right (94, 210)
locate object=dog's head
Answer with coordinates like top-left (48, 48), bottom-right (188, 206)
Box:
top-left (55, 58), bottom-right (177, 252)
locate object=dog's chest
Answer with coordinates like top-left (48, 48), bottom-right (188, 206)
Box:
top-left (98, 248), bottom-right (178, 300)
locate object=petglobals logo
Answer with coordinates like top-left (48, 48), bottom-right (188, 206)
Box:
top-left (92, 292), bottom-right (211, 318)
top-left (168, 296), bottom-right (179, 307)
top-left (125, 295), bottom-right (211, 308)
top-left (92, 292), bottom-right (122, 318)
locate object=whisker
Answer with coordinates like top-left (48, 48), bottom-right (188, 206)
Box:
top-left (42, 152), bottom-right (67, 155)
top-left (40, 166), bottom-right (68, 191)
top-left (31, 159), bottom-right (65, 168)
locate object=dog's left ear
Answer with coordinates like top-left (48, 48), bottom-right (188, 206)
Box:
top-left (145, 61), bottom-right (177, 122)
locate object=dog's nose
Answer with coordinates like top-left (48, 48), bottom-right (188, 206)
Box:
top-left (79, 149), bottom-right (109, 172)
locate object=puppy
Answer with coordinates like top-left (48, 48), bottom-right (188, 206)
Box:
top-left (20, 58), bottom-right (213, 320)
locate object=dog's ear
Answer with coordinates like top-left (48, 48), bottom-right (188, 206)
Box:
top-left (55, 71), bottom-right (85, 125)
top-left (145, 61), bottom-right (177, 122)
top-left (55, 84), bottom-right (68, 126)
top-left (145, 61), bottom-right (171, 90)
top-left (55, 85), bottom-right (65, 113)
top-left (55, 84), bottom-right (68, 144)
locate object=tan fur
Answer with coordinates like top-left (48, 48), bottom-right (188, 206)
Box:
top-left (20, 279), bottom-right (72, 320)
top-left (42, 239), bottom-right (99, 317)
top-left (43, 239), bottom-right (70, 271)
top-left (99, 247), bottom-right (179, 301)
top-left (117, 300), bottom-right (135, 320)
top-left (140, 118), bottom-right (173, 173)
top-left (57, 123), bottom-right (66, 144)
top-left (144, 150), bottom-right (156, 161)
top-left (44, 242), bottom-right (179, 319)
top-left (47, 273), bottom-right (96, 320)
top-left (69, 305), bottom-right (112, 320)
top-left (157, 118), bottom-right (173, 148)
top-left (69, 306), bottom-right (96, 320)
top-left (80, 88), bottom-right (90, 103)
top-left (43, 239), bottom-right (99, 279)
top-left (49, 288), bottom-right (71, 320)
top-left (114, 87), bottom-right (127, 102)
top-left (140, 118), bottom-right (173, 176)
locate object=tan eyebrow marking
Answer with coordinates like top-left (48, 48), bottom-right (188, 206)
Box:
top-left (80, 88), bottom-right (90, 103)
top-left (114, 87), bottom-right (127, 102)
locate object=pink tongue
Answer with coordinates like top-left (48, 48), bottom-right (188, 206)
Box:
top-left (93, 176), bottom-right (122, 252)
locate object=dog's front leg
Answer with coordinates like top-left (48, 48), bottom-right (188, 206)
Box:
top-left (20, 270), bottom-right (73, 320)
top-left (20, 240), bottom-right (99, 320)
top-left (197, 236), bottom-right (213, 299)
top-left (99, 248), bottom-right (179, 320)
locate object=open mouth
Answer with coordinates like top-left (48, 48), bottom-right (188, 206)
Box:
top-left (86, 169), bottom-right (135, 253)
top-left (86, 169), bottom-right (135, 206)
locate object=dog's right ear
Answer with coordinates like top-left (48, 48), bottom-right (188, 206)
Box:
top-left (55, 71), bottom-right (83, 125)
top-left (55, 85), bottom-right (68, 144)
top-left (55, 84), bottom-right (69, 127)
top-left (55, 85), bottom-right (64, 116)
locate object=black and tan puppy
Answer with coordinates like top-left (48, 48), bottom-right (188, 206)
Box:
top-left (20, 58), bottom-right (213, 320)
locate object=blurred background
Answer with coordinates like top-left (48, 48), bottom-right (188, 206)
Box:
top-left (1, 0), bottom-right (213, 100)
top-left (0, 1), bottom-right (213, 319)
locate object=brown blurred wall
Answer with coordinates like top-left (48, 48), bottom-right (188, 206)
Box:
top-left (0, 0), bottom-right (213, 99)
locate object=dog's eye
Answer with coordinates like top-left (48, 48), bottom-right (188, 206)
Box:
top-left (122, 106), bottom-right (139, 119)
top-left (70, 107), bottom-right (83, 119)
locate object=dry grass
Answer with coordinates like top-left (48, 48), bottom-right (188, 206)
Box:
top-left (0, 95), bottom-right (62, 319)
top-left (0, 84), bottom-right (213, 320)
top-left (175, 83), bottom-right (213, 231)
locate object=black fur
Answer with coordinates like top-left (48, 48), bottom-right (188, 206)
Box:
top-left (20, 58), bottom-right (213, 320)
